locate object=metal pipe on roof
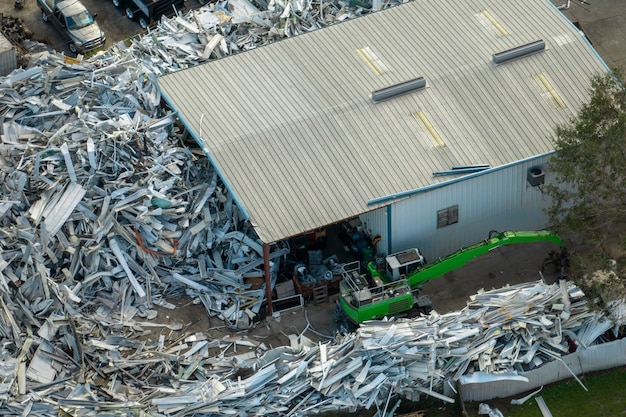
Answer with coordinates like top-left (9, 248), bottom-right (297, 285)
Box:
top-left (433, 165), bottom-right (490, 176)
top-left (492, 40), bottom-right (545, 65)
top-left (371, 77), bottom-right (426, 102)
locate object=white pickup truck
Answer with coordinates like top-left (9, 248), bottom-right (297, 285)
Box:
top-left (38, 0), bottom-right (106, 54)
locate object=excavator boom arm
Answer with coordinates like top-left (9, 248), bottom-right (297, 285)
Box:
top-left (405, 230), bottom-right (563, 288)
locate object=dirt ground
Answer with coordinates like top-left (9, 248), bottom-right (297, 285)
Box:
top-left (145, 290), bottom-right (340, 355)
top-left (141, 236), bottom-right (569, 362)
top-left (420, 241), bottom-right (567, 314)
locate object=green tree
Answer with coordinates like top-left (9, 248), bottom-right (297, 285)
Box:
top-left (545, 69), bottom-right (626, 264)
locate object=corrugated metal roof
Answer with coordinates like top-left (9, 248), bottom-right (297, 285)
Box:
top-left (158, 0), bottom-right (608, 243)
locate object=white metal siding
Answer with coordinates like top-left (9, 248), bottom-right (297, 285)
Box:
top-left (388, 155), bottom-right (552, 259)
top-left (358, 208), bottom-right (389, 257)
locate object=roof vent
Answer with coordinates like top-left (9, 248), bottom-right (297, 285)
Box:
top-left (492, 40), bottom-right (545, 65)
top-left (371, 77), bottom-right (426, 103)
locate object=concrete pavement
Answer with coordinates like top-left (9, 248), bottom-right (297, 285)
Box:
top-left (556, 0), bottom-right (626, 74)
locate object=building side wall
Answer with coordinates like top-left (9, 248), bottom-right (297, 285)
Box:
top-left (384, 156), bottom-right (553, 260)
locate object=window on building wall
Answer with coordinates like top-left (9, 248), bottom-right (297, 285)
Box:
top-left (437, 205), bottom-right (458, 228)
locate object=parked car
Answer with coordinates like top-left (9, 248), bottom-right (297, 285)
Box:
top-left (108, 0), bottom-right (185, 29)
top-left (38, 0), bottom-right (106, 54)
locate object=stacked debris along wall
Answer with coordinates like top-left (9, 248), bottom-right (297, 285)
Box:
top-left (459, 337), bottom-right (626, 402)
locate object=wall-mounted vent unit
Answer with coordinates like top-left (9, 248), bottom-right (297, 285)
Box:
top-left (492, 40), bottom-right (545, 65)
top-left (371, 77), bottom-right (426, 103)
top-left (527, 166), bottom-right (545, 186)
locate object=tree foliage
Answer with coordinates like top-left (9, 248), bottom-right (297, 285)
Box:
top-left (545, 70), bottom-right (626, 252)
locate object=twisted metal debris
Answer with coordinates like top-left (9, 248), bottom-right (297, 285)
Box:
top-left (0, 0), bottom-right (619, 416)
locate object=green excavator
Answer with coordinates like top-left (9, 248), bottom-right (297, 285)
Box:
top-left (338, 230), bottom-right (566, 324)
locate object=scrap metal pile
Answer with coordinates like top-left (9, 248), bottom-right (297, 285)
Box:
top-left (0, 0), bottom-right (619, 415)
top-left (0, 274), bottom-right (613, 416)
top-left (0, 0), bottom-right (393, 337)
top-left (0, 15), bottom-right (32, 49)
top-left (141, 280), bottom-right (611, 416)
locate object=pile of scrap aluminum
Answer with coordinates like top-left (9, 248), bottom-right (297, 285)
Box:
top-left (0, 261), bottom-right (619, 416)
top-left (0, 1), bottom-right (620, 416)
top-left (0, 0), bottom-right (412, 329)
top-left (146, 0), bottom-right (392, 65)
top-left (0, 0), bottom-right (412, 415)
top-left (0, 0), bottom-right (403, 336)
top-left (0, 15), bottom-right (33, 49)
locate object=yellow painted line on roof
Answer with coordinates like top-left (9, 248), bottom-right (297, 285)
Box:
top-left (535, 72), bottom-right (567, 108)
top-left (414, 111), bottom-right (445, 147)
top-left (357, 47), bottom-right (386, 76)
top-left (481, 9), bottom-right (508, 37)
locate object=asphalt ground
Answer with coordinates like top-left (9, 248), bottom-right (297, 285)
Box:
top-left (558, 0), bottom-right (626, 74)
top-left (1, 0), bottom-right (205, 56)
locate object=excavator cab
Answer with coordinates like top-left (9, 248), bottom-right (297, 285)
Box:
top-left (385, 248), bottom-right (426, 281)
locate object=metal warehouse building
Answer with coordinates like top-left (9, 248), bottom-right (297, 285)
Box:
top-left (158, 0), bottom-right (609, 262)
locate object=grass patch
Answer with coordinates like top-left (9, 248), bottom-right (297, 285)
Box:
top-left (462, 367), bottom-right (626, 417)
top-left (319, 367), bottom-right (626, 417)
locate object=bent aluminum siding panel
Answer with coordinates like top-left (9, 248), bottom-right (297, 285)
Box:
top-left (158, 0), bottom-right (609, 243)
